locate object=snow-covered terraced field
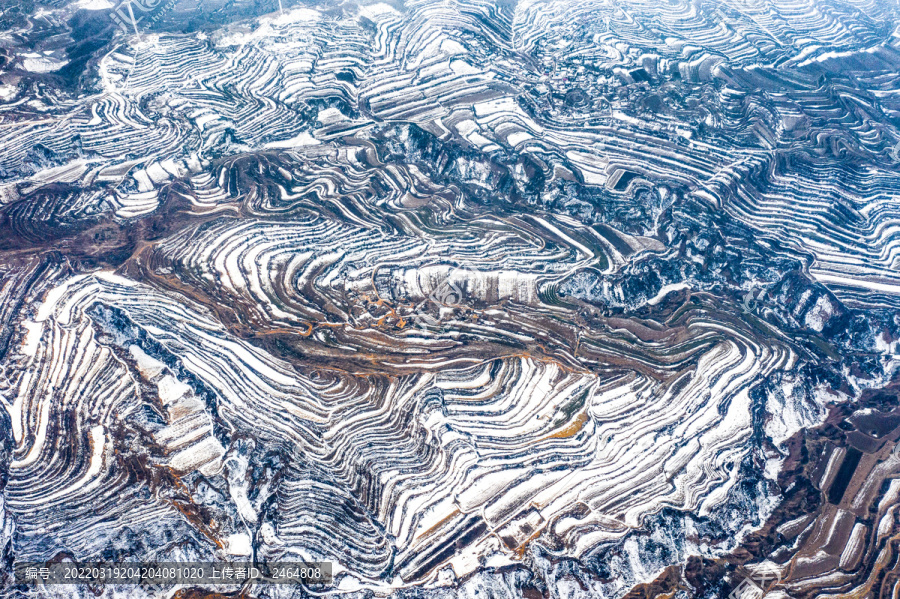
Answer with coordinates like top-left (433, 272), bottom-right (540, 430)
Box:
top-left (0, 0), bottom-right (899, 597)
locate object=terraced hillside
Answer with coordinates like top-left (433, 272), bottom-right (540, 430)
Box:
top-left (0, 0), bottom-right (899, 597)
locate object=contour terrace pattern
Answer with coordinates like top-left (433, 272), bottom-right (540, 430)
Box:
top-left (0, 0), bottom-right (898, 598)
